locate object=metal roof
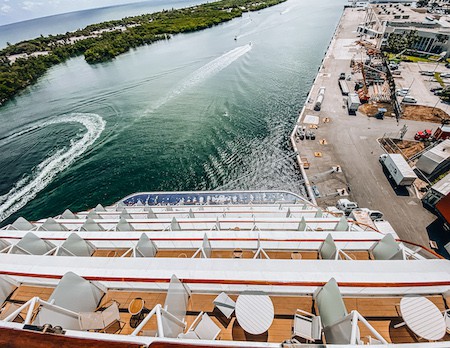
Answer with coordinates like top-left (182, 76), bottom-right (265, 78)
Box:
top-left (432, 172), bottom-right (450, 196)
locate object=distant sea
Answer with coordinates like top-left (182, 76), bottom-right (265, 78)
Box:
top-left (0, 0), bottom-right (212, 48)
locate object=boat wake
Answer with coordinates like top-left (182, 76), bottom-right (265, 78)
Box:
top-left (0, 113), bottom-right (105, 222)
top-left (147, 44), bottom-right (252, 113)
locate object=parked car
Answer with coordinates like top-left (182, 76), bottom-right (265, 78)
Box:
top-left (402, 96), bottom-right (417, 103)
top-left (389, 63), bottom-right (399, 70)
top-left (396, 88), bottom-right (409, 97)
top-left (441, 73), bottom-right (450, 78)
top-left (430, 87), bottom-right (443, 92)
top-left (419, 71), bottom-right (434, 76)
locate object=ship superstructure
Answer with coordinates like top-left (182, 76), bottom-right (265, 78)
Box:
top-left (0, 191), bottom-right (448, 347)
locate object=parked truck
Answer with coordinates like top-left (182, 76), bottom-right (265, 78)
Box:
top-left (336, 199), bottom-right (358, 215)
top-left (347, 93), bottom-right (360, 115)
top-left (379, 154), bottom-right (417, 186)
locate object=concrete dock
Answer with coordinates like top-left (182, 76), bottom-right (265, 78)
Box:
top-left (291, 7), bottom-right (438, 247)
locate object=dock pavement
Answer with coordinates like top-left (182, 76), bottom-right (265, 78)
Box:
top-left (290, 7), bottom-right (437, 247)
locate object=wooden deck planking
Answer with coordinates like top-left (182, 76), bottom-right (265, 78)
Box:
top-left (81, 248), bottom-right (371, 260)
top-left (10, 286), bottom-right (53, 302)
top-left (3, 286), bottom-right (449, 344)
top-left (93, 249), bottom-right (131, 257)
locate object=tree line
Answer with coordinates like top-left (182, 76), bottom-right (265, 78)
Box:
top-left (0, 0), bottom-right (286, 106)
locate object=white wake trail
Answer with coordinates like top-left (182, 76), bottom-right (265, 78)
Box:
top-left (0, 113), bottom-right (105, 222)
top-left (148, 44), bottom-right (252, 112)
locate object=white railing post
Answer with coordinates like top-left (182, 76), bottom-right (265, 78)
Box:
top-left (155, 305), bottom-right (165, 337)
top-left (3, 298), bottom-right (34, 322)
top-left (356, 311), bottom-right (388, 344)
top-left (24, 297), bottom-right (37, 324)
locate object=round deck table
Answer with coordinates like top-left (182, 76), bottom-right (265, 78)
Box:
top-left (400, 297), bottom-right (446, 341)
top-left (235, 294), bottom-right (274, 335)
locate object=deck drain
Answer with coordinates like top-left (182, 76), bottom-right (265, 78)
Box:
top-left (323, 117), bottom-right (330, 123)
top-left (314, 152), bottom-right (322, 157)
top-left (320, 139), bottom-right (327, 145)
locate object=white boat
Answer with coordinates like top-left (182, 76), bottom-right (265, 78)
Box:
top-left (0, 190), bottom-right (448, 347)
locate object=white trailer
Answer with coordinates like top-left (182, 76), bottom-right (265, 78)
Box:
top-left (347, 93), bottom-right (360, 115)
top-left (314, 87), bottom-right (326, 111)
top-left (379, 154), bottom-right (417, 186)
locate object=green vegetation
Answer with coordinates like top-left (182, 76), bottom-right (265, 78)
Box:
top-left (387, 53), bottom-right (433, 63)
top-left (385, 31), bottom-right (419, 54)
top-left (0, 0), bottom-right (286, 106)
top-left (434, 72), bottom-right (445, 87)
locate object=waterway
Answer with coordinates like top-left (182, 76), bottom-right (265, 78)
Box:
top-left (0, 0), bottom-right (346, 223)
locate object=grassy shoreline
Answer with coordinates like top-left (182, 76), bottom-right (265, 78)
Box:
top-left (0, 0), bottom-right (286, 107)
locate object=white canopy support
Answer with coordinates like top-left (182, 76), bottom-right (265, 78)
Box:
top-left (286, 208), bottom-right (292, 218)
top-left (188, 209), bottom-right (195, 218)
top-left (315, 208), bottom-right (323, 218)
top-left (253, 234), bottom-right (270, 259)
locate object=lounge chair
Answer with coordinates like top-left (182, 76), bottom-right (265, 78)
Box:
top-left (178, 312), bottom-right (221, 340)
top-left (213, 292), bottom-right (236, 319)
top-left (319, 234), bottom-right (353, 260)
top-left (370, 234), bottom-right (405, 260)
top-left (79, 301), bottom-right (125, 333)
top-left (292, 309), bottom-right (322, 342)
top-left (314, 278), bottom-right (352, 344)
top-left (34, 272), bottom-right (104, 330)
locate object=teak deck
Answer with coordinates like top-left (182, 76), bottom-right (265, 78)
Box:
top-left (6, 285), bottom-right (450, 344)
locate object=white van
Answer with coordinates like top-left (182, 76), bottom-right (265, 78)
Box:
top-left (402, 96), bottom-right (417, 104)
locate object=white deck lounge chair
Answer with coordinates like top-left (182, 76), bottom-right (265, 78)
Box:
top-left (292, 309), bottom-right (322, 342)
top-left (34, 272), bottom-right (104, 330)
top-left (79, 301), bottom-right (124, 333)
top-left (213, 292), bottom-right (236, 319)
top-left (178, 312), bottom-right (221, 340)
top-left (370, 234), bottom-right (405, 260)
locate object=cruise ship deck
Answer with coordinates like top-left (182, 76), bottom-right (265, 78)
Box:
top-left (0, 191), bottom-right (448, 347)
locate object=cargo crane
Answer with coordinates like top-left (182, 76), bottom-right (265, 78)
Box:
top-left (357, 63), bottom-right (370, 103)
